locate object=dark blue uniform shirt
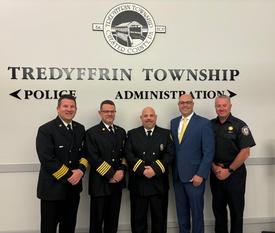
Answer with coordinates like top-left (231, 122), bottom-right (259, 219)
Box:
top-left (211, 114), bottom-right (256, 163)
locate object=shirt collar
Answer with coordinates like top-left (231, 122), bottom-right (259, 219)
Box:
top-left (182, 112), bottom-right (194, 121)
top-left (103, 122), bottom-right (114, 130)
top-left (215, 113), bottom-right (233, 124)
top-left (59, 117), bottom-right (72, 128)
top-left (144, 127), bottom-right (155, 134)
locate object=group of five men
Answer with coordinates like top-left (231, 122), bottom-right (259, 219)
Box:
top-left (36, 94), bottom-right (255, 233)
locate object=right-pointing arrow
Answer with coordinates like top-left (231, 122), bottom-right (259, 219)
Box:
top-left (228, 90), bottom-right (237, 98)
top-left (10, 89), bottom-right (21, 100)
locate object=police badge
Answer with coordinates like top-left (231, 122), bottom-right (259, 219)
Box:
top-left (227, 126), bottom-right (234, 133)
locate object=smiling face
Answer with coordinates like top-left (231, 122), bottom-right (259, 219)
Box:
top-left (178, 94), bottom-right (194, 117)
top-left (57, 98), bottom-right (77, 123)
top-left (140, 107), bottom-right (157, 130)
top-left (215, 96), bottom-right (232, 121)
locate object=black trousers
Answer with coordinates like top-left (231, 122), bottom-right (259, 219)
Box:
top-left (130, 192), bottom-right (168, 233)
top-left (89, 187), bottom-right (122, 233)
top-left (40, 194), bottom-right (80, 233)
top-left (210, 165), bottom-right (247, 233)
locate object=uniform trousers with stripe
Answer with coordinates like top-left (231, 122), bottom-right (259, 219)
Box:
top-left (40, 193), bottom-right (80, 233)
top-left (210, 165), bottom-right (247, 233)
top-left (89, 184), bottom-right (122, 233)
top-left (130, 192), bottom-right (168, 233)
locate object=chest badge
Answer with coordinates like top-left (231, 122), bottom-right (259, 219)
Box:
top-left (228, 126), bottom-right (234, 133)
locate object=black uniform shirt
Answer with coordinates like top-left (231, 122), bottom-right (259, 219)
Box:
top-left (211, 114), bottom-right (256, 163)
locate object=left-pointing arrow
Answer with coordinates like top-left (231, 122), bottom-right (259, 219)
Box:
top-left (10, 89), bottom-right (21, 100)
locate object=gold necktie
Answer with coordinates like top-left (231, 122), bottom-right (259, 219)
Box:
top-left (178, 117), bottom-right (188, 143)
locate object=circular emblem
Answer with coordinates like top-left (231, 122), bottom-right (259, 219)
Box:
top-left (241, 126), bottom-right (250, 136)
top-left (103, 3), bottom-right (156, 55)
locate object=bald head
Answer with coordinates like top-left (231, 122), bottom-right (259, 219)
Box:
top-left (140, 106), bottom-right (157, 130)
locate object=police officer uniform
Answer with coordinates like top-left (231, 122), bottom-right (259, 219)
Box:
top-left (210, 114), bottom-right (256, 233)
top-left (85, 121), bottom-right (126, 233)
top-left (36, 116), bottom-right (88, 233)
top-left (125, 126), bottom-right (174, 233)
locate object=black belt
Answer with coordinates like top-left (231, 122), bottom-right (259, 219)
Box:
top-left (214, 162), bottom-right (232, 168)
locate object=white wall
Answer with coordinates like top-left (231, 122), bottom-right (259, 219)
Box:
top-left (1, 0), bottom-right (275, 232)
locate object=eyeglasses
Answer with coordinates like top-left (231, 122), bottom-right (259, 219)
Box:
top-left (101, 110), bottom-right (116, 114)
top-left (178, 101), bottom-right (193, 105)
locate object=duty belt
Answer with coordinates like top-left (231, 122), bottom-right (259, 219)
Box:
top-left (214, 162), bottom-right (232, 168)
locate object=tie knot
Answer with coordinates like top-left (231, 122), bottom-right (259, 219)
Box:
top-left (109, 125), bottom-right (114, 133)
top-left (67, 124), bottom-right (72, 131)
top-left (147, 130), bottom-right (152, 137)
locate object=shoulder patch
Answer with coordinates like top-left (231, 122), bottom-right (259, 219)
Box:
top-left (241, 126), bottom-right (250, 136)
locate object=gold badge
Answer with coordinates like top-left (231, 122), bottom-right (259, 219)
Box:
top-left (228, 126), bottom-right (234, 131)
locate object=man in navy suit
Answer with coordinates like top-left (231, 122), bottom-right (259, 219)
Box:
top-left (170, 94), bottom-right (215, 233)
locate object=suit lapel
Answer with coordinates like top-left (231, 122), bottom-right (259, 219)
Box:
top-left (150, 126), bottom-right (160, 146)
top-left (99, 121), bottom-right (117, 147)
top-left (99, 121), bottom-right (110, 138)
top-left (137, 126), bottom-right (151, 147)
top-left (141, 126), bottom-right (160, 152)
top-left (143, 127), bottom-right (154, 154)
top-left (181, 113), bottom-right (196, 143)
top-left (138, 126), bottom-right (147, 139)
top-left (72, 121), bottom-right (82, 142)
top-left (55, 117), bottom-right (73, 140)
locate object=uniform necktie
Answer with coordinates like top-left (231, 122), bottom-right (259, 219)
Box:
top-left (67, 123), bottom-right (72, 131)
top-left (178, 117), bottom-right (188, 143)
top-left (147, 130), bottom-right (152, 137)
top-left (109, 125), bottom-right (115, 134)
top-left (67, 123), bottom-right (73, 136)
top-left (108, 125), bottom-right (117, 146)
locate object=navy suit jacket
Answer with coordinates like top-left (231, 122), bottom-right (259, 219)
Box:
top-left (170, 113), bottom-right (215, 183)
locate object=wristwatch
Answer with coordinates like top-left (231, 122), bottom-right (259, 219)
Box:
top-left (228, 168), bottom-right (235, 174)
